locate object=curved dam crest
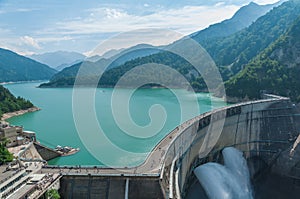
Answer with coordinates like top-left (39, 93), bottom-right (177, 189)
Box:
top-left (39, 95), bottom-right (300, 198)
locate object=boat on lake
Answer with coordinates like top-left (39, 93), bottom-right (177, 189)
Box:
top-left (55, 145), bottom-right (80, 156)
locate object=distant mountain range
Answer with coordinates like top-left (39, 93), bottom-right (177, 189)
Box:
top-left (30, 51), bottom-right (86, 71)
top-left (87, 48), bottom-right (125, 62)
top-left (39, 44), bottom-right (161, 87)
top-left (0, 48), bottom-right (56, 83)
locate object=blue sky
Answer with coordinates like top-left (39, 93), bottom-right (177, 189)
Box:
top-left (0, 0), bottom-right (279, 56)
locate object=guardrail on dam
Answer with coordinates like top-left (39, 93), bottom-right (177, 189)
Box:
top-left (41, 96), bottom-right (300, 199)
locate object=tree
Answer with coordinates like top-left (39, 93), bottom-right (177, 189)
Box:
top-left (0, 85), bottom-right (33, 118)
top-left (46, 189), bottom-right (60, 199)
top-left (0, 138), bottom-right (14, 165)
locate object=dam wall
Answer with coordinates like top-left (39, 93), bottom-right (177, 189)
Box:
top-left (59, 175), bottom-right (163, 199)
top-left (160, 97), bottom-right (299, 198)
top-left (34, 142), bottom-right (61, 161)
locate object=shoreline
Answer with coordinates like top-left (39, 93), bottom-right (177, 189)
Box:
top-left (0, 80), bottom-right (47, 85)
top-left (1, 106), bottom-right (41, 121)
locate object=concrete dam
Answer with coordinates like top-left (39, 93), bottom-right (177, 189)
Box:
top-left (41, 96), bottom-right (300, 198)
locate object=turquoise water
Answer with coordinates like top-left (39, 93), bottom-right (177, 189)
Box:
top-left (4, 82), bottom-right (226, 166)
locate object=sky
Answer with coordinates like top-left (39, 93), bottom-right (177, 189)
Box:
top-left (0, 0), bottom-right (280, 56)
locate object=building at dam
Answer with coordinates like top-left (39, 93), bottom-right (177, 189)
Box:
top-left (1, 95), bottom-right (300, 198)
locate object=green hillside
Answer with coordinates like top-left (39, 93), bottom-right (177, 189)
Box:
top-left (225, 16), bottom-right (300, 102)
top-left (0, 48), bottom-right (56, 82)
top-left (39, 51), bottom-right (198, 88)
top-left (200, 0), bottom-right (300, 78)
top-left (0, 85), bottom-right (33, 118)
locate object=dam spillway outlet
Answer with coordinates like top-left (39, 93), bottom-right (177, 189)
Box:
top-left (194, 147), bottom-right (253, 199)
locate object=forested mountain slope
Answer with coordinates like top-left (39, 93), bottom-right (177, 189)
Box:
top-left (225, 16), bottom-right (300, 102)
top-left (0, 85), bottom-right (33, 118)
top-left (0, 48), bottom-right (56, 82)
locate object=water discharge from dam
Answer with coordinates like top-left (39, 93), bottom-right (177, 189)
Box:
top-left (194, 147), bottom-right (253, 199)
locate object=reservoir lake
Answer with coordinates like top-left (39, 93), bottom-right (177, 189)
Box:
top-left (4, 82), bottom-right (226, 166)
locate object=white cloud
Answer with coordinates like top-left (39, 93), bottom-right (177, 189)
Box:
top-left (32, 4), bottom-right (238, 54)
top-left (0, 42), bottom-right (35, 56)
top-left (0, 27), bottom-right (11, 34)
top-left (0, 34), bottom-right (74, 55)
top-left (16, 8), bottom-right (37, 12)
top-left (0, 7), bottom-right (39, 14)
top-left (0, 31), bottom-right (40, 55)
top-left (37, 36), bottom-right (72, 43)
top-left (215, 2), bottom-right (226, 7)
top-left (49, 5), bottom-right (239, 37)
top-left (105, 8), bottom-right (127, 19)
top-left (253, 0), bottom-right (280, 5)
top-left (20, 35), bottom-right (41, 49)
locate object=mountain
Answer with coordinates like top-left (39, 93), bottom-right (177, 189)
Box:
top-left (86, 55), bottom-right (103, 62)
top-left (107, 44), bottom-right (161, 69)
top-left (198, 0), bottom-right (300, 78)
top-left (0, 85), bottom-right (33, 118)
top-left (39, 44), bottom-right (161, 87)
top-left (41, 59), bottom-right (108, 87)
top-left (224, 16), bottom-right (300, 102)
top-left (40, 50), bottom-right (199, 88)
top-left (86, 48), bottom-right (125, 62)
top-left (30, 51), bottom-right (86, 70)
top-left (0, 48), bottom-right (56, 82)
top-left (54, 60), bottom-right (83, 71)
top-left (191, 1), bottom-right (283, 42)
top-left (99, 48), bottom-right (125, 59)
